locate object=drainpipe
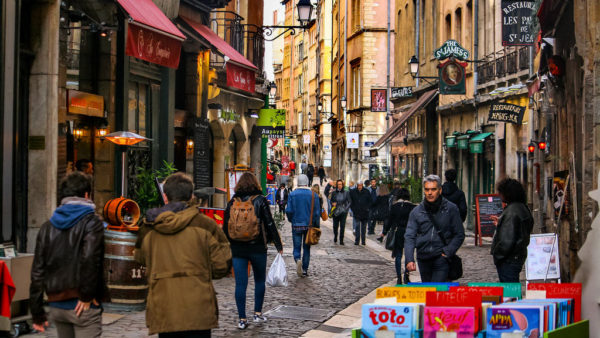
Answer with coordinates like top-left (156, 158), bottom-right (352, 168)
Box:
top-left (387, 0), bottom-right (391, 175)
top-left (344, 0), bottom-right (350, 182)
top-left (473, 0), bottom-right (479, 96)
top-left (415, 0), bottom-right (420, 88)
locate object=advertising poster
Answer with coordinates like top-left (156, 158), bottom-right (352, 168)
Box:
top-left (371, 89), bottom-right (387, 112)
top-left (526, 233), bottom-right (561, 281)
top-left (347, 133), bottom-right (359, 149)
top-left (257, 109), bottom-right (286, 139)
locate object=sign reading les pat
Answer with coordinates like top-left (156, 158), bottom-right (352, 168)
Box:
top-left (501, 0), bottom-right (536, 46)
top-left (488, 103), bottom-right (525, 124)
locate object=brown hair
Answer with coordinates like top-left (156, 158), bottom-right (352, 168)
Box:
top-left (377, 184), bottom-right (390, 196)
top-left (312, 184), bottom-right (321, 196)
top-left (234, 172), bottom-right (262, 194)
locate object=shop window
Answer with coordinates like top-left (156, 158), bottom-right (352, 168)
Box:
top-left (128, 81), bottom-right (151, 137)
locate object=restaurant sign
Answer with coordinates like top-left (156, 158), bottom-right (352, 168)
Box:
top-left (126, 23), bottom-right (182, 69)
top-left (68, 90), bottom-right (104, 117)
top-left (226, 63), bottom-right (256, 93)
top-left (488, 103), bottom-right (525, 125)
top-left (434, 39), bottom-right (469, 61)
top-left (501, 0), bottom-right (536, 46)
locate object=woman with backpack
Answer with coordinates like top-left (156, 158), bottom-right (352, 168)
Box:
top-left (330, 179), bottom-right (351, 245)
top-left (379, 188), bottom-right (415, 285)
top-left (223, 173), bottom-right (283, 330)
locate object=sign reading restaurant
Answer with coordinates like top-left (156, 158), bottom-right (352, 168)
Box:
top-left (488, 103), bottom-right (525, 125)
top-left (501, 0), bottom-right (536, 46)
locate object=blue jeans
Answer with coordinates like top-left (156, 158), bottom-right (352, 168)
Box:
top-left (417, 255), bottom-right (449, 282)
top-left (232, 253), bottom-right (267, 319)
top-left (292, 229), bottom-right (311, 272)
top-left (354, 218), bottom-right (368, 244)
top-left (496, 260), bottom-right (523, 283)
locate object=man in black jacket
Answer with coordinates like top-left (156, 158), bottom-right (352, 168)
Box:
top-left (404, 175), bottom-right (465, 282)
top-left (30, 172), bottom-right (106, 337)
top-left (441, 169), bottom-right (468, 222)
top-left (350, 182), bottom-right (372, 245)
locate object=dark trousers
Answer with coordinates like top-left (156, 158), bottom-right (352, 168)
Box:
top-left (278, 203), bottom-right (286, 213)
top-left (332, 214), bottom-right (347, 242)
top-left (368, 211), bottom-right (376, 233)
top-left (393, 246), bottom-right (405, 283)
top-left (319, 176), bottom-right (325, 186)
top-left (417, 255), bottom-right (449, 282)
top-left (232, 252), bottom-right (267, 319)
top-left (308, 175), bottom-right (313, 186)
top-left (496, 260), bottom-right (523, 283)
top-left (354, 218), bottom-right (368, 244)
top-left (159, 330), bottom-right (211, 338)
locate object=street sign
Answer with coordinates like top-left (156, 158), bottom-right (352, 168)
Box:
top-left (284, 136), bottom-right (290, 146)
top-left (371, 89), bottom-right (387, 112)
top-left (303, 134), bottom-right (310, 144)
top-left (501, 0), bottom-right (536, 46)
top-left (364, 141), bottom-right (375, 147)
top-left (390, 87), bottom-right (413, 99)
top-left (434, 39), bottom-right (469, 60)
top-left (439, 59), bottom-right (467, 95)
top-left (347, 133), bottom-right (359, 149)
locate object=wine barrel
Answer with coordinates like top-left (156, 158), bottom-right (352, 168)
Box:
top-left (103, 197), bottom-right (140, 228)
top-left (104, 230), bottom-right (147, 310)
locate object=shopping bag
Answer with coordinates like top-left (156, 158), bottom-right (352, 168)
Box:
top-left (266, 253), bottom-right (288, 287)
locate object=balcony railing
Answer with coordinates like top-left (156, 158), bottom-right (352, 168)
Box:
top-left (478, 47), bottom-right (531, 85)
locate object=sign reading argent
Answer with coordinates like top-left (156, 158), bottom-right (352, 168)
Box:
top-left (488, 103), bottom-right (525, 125)
top-left (501, 0), bottom-right (536, 46)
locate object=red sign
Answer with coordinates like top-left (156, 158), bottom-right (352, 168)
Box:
top-left (226, 63), bottom-right (255, 93)
top-left (126, 23), bottom-right (182, 69)
top-left (371, 89), bottom-right (387, 112)
top-left (527, 283), bottom-right (581, 322)
top-left (198, 207), bottom-right (225, 226)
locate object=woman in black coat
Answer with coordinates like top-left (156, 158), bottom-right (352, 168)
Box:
top-left (381, 188), bottom-right (415, 285)
top-left (317, 166), bottom-right (326, 186)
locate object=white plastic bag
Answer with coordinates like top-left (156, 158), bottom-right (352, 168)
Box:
top-left (266, 253), bottom-right (288, 287)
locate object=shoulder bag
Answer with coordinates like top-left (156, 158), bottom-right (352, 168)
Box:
top-left (305, 192), bottom-right (322, 245)
top-left (425, 211), bottom-right (463, 281)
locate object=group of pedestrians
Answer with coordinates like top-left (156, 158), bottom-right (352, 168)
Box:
top-left (29, 166), bottom-right (533, 337)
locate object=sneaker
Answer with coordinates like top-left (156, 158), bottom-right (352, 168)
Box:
top-left (302, 271), bottom-right (309, 277)
top-left (296, 260), bottom-right (303, 277)
top-left (253, 313), bottom-right (267, 323)
top-left (238, 319), bottom-right (248, 330)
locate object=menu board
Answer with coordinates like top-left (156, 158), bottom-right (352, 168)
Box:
top-left (526, 233), bottom-right (561, 281)
top-left (475, 194), bottom-right (503, 245)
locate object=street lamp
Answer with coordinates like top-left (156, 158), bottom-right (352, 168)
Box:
top-left (317, 102), bottom-right (323, 112)
top-left (260, 0), bottom-right (315, 41)
top-left (340, 96), bottom-right (347, 110)
top-left (269, 81), bottom-right (277, 98)
top-left (408, 55), bottom-right (437, 80)
top-left (296, 0), bottom-right (314, 27)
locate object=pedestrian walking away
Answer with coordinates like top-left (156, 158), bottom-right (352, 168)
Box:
top-left (318, 166), bottom-right (326, 186)
top-left (380, 188), bottom-right (415, 284)
top-left (289, 160), bottom-right (296, 176)
top-left (349, 181), bottom-right (371, 245)
top-left (275, 183), bottom-right (289, 216)
top-left (30, 172), bottom-right (107, 338)
top-left (300, 160), bottom-right (308, 175)
top-left (286, 174), bottom-right (321, 277)
top-left (324, 180), bottom-right (335, 216)
top-left (367, 179), bottom-right (378, 234)
top-left (491, 178), bottom-right (533, 283)
top-left (312, 184), bottom-right (325, 227)
top-left (442, 169), bottom-right (468, 222)
top-left (330, 179), bottom-right (351, 245)
top-left (223, 172), bottom-right (283, 330)
top-left (135, 173), bottom-right (232, 337)
top-left (404, 175), bottom-right (465, 282)
top-left (347, 181), bottom-right (359, 237)
top-left (306, 162), bottom-right (315, 186)
top-left (372, 184), bottom-right (392, 234)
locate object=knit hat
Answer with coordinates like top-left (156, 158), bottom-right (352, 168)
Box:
top-left (297, 174), bottom-right (309, 187)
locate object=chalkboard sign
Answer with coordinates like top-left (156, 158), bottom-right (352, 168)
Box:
top-left (475, 194), bottom-right (503, 246)
top-left (193, 117), bottom-right (211, 188)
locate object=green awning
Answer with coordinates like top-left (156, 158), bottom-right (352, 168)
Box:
top-left (469, 132), bottom-right (493, 143)
top-left (457, 134), bottom-right (470, 140)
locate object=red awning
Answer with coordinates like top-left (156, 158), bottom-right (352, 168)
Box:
top-left (373, 89), bottom-right (438, 148)
top-left (180, 16), bottom-right (258, 71)
top-left (116, 0), bottom-right (185, 68)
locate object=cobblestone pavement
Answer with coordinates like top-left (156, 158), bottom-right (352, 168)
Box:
top-left (21, 184), bottom-right (507, 337)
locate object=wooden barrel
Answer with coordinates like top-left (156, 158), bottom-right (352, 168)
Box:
top-left (103, 197), bottom-right (140, 228)
top-left (104, 230), bottom-right (147, 310)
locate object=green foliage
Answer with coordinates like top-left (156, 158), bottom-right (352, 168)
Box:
top-left (133, 161), bottom-right (178, 215)
top-left (371, 169), bottom-right (423, 204)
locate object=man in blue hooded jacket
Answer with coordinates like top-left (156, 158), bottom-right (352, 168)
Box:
top-left (30, 172), bottom-right (107, 337)
top-left (286, 174), bottom-right (321, 277)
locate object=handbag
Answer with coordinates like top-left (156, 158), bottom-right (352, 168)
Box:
top-left (305, 192), bottom-right (322, 245)
top-left (321, 209), bottom-right (328, 221)
top-left (384, 227), bottom-right (396, 250)
top-left (425, 211), bottom-right (463, 281)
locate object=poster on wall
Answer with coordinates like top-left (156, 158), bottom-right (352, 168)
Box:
top-left (552, 170), bottom-right (570, 221)
top-left (347, 133), bottom-right (359, 149)
top-left (303, 134), bottom-right (310, 144)
top-left (501, 0), bottom-right (536, 46)
top-left (371, 89), bottom-right (387, 112)
top-left (323, 159), bottom-right (332, 167)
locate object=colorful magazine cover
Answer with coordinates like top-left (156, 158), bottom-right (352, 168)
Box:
top-left (486, 306), bottom-right (543, 338)
top-left (362, 304), bottom-right (416, 338)
top-left (423, 306), bottom-right (476, 338)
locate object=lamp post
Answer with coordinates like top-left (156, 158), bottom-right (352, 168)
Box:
top-left (409, 55), bottom-right (438, 80)
top-left (259, 0), bottom-right (315, 41)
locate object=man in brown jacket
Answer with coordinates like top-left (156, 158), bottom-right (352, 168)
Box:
top-left (135, 173), bottom-right (232, 337)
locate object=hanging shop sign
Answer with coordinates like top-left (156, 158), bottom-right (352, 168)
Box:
top-left (67, 90), bottom-right (104, 117)
top-left (371, 89), bottom-right (387, 112)
top-left (434, 39), bottom-right (469, 61)
top-left (226, 63), bottom-right (256, 93)
top-left (126, 24), bottom-right (182, 69)
top-left (347, 132), bottom-right (359, 149)
top-left (303, 134), bottom-right (310, 144)
top-left (284, 136), bottom-right (290, 147)
top-left (390, 87), bottom-right (413, 99)
top-left (488, 103), bottom-right (525, 125)
top-left (257, 109), bottom-right (285, 139)
top-left (219, 110), bottom-right (241, 122)
top-left (438, 59), bottom-right (467, 95)
top-left (501, 0), bottom-right (536, 46)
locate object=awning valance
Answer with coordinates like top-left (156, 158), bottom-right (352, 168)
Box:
top-left (373, 89), bottom-right (438, 148)
top-left (469, 132), bottom-right (493, 143)
top-left (117, 0), bottom-right (185, 68)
